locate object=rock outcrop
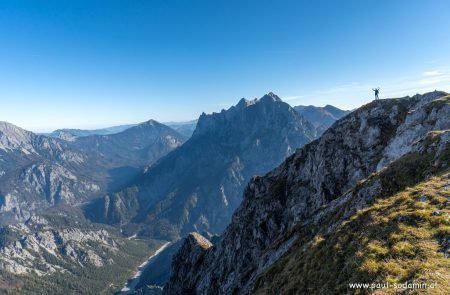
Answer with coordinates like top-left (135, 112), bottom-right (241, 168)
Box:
top-left (163, 233), bottom-right (212, 295)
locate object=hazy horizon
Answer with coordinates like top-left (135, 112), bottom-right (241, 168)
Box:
top-left (0, 94), bottom-right (345, 132)
top-left (1, 0), bottom-right (450, 131)
top-left (3, 88), bottom-right (450, 133)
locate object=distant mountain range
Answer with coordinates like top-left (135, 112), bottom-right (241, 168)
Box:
top-left (46, 120), bottom-right (198, 141)
top-left (164, 120), bottom-right (198, 138)
top-left (46, 104), bottom-right (347, 141)
top-left (46, 124), bottom-right (138, 141)
top-left (294, 104), bottom-right (350, 133)
top-left (0, 95), bottom-right (353, 294)
top-left (70, 119), bottom-right (185, 168)
top-left (3, 99), bottom-right (348, 228)
top-left (0, 120), bottom-right (184, 225)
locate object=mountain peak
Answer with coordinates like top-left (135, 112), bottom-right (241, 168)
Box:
top-left (235, 93), bottom-right (281, 110)
top-left (259, 92), bottom-right (282, 103)
top-left (193, 93), bottom-right (305, 138)
top-left (323, 104), bottom-right (338, 109)
top-left (139, 119), bottom-right (159, 126)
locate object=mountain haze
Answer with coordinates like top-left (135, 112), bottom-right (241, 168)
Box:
top-left (71, 120), bottom-right (185, 168)
top-left (164, 120), bottom-right (198, 138)
top-left (46, 124), bottom-right (138, 141)
top-left (294, 104), bottom-right (350, 133)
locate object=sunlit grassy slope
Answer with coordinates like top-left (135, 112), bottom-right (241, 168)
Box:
top-left (255, 136), bottom-right (449, 294)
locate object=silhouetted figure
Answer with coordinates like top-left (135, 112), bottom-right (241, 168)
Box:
top-left (373, 87), bottom-right (380, 100)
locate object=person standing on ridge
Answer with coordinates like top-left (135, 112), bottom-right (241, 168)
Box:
top-left (373, 87), bottom-right (380, 100)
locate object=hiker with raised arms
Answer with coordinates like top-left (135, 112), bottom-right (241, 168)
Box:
top-left (373, 87), bottom-right (380, 100)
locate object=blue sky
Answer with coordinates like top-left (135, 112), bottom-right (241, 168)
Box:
top-left (0, 0), bottom-right (449, 131)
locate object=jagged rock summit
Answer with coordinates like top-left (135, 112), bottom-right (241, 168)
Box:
top-left (96, 93), bottom-right (319, 240)
top-left (164, 91), bottom-right (450, 294)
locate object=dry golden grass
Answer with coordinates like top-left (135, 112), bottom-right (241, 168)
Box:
top-left (255, 173), bottom-right (450, 295)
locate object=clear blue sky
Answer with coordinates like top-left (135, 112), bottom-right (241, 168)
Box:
top-left (1, 0), bottom-right (449, 132)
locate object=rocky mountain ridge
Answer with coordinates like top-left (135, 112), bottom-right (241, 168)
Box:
top-left (164, 91), bottom-right (450, 294)
top-left (0, 95), bottom-right (359, 294)
top-left (253, 132), bottom-right (449, 294)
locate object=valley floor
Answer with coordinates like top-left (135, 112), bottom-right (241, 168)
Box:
top-left (119, 241), bottom-right (170, 294)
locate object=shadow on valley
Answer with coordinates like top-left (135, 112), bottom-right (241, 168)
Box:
top-left (82, 165), bottom-right (142, 224)
top-left (106, 166), bottom-right (142, 193)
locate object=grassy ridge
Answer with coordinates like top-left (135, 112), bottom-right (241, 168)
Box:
top-left (255, 135), bottom-right (449, 294)
top-left (256, 173), bottom-right (449, 294)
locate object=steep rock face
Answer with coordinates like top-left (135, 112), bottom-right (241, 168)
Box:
top-left (97, 93), bottom-right (318, 239)
top-left (0, 122), bottom-right (39, 154)
top-left (164, 91), bottom-right (449, 294)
